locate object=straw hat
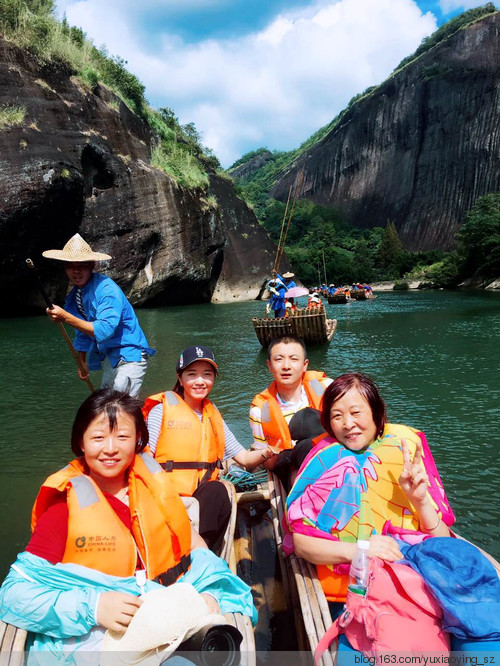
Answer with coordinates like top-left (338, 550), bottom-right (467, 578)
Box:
top-left (283, 272), bottom-right (295, 279)
top-left (101, 583), bottom-right (227, 666)
top-left (42, 233), bottom-right (111, 262)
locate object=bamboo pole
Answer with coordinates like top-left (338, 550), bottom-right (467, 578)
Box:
top-left (275, 163), bottom-right (306, 272)
top-left (273, 184), bottom-right (293, 272)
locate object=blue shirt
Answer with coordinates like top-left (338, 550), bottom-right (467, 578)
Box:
top-left (65, 273), bottom-right (155, 370)
top-left (267, 279), bottom-right (286, 311)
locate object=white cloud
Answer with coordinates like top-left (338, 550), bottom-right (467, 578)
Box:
top-left (60, 0), bottom-right (437, 166)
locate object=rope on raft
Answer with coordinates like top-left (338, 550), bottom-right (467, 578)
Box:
top-left (222, 466), bottom-right (268, 492)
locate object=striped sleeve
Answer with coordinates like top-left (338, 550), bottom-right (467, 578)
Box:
top-left (249, 405), bottom-right (267, 449)
top-left (222, 420), bottom-right (244, 460)
top-left (146, 403), bottom-right (163, 456)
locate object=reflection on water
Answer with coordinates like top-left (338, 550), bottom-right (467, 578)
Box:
top-left (0, 290), bottom-right (499, 576)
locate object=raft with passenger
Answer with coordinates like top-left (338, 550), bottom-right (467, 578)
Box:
top-left (252, 307), bottom-right (337, 346)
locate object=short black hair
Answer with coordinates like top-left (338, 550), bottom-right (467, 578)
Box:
top-left (267, 335), bottom-right (307, 360)
top-left (71, 389), bottom-right (149, 456)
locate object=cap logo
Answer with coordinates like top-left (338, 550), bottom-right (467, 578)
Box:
top-left (195, 347), bottom-right (204, 358)
top-left (178, 353), bottom-right (184, 368)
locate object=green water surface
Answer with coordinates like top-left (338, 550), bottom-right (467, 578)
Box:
top-left (0, 290), bottom-right (498, 577)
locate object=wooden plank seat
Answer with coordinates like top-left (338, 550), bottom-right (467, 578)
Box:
top-left (0, 621), bottom-right (27, 666)
top-left (267, 471), bottom-right (337, 666)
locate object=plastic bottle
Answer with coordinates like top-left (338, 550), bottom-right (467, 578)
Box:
top-left (348, 540), bottom-right (371, 596)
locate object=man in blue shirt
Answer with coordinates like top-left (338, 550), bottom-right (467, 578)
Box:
top-left (267, 278), bottom-right (287, 318)
top-left (43, 234), bottom-right (155, 397)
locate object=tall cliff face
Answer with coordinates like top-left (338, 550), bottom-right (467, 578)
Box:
top-left (269, 13), bottom-right (500, 251)
top-left (0, 38), bottom-right (275, 313)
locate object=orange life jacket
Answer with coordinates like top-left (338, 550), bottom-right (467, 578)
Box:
top-left (251, 371), bottom-right (327, 451)
top-left (31, 454), bottom-right (192, 583)
top-left (142, 391), bottom-right (226, 496)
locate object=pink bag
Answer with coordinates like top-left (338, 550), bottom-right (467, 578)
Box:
top-left (315, 558), bottom-right (450, 663)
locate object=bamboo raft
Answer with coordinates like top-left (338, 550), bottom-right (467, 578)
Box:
top-left (2, 477), bottom-right (499, 664)
top-left (326, 293), bottom-right (347, 304)
top-left (252, 307), bottom-right (337, 347)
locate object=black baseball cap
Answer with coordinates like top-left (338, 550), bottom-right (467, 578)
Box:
top-left (176, 346), bottom-right (218, 372)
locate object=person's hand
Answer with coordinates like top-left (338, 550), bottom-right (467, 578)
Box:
top-left (96, 591), bottom-right (143, 632)
top-left (77, 360), bottom-right (90, 381)
top-left (262, 450), bottom-right (278, 470)
top-left (201, 593), bottom-right (221, 614)
top-left (46, 305), bottom-right (68, 323)
top-left (399, 439), bottom-right (429, 506)
top-left (368, 535), bottom-right (403, 562)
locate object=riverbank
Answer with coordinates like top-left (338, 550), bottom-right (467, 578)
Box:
top-left (371, 277), bottom-right (500, 291)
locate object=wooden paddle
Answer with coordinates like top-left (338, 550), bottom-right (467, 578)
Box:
top-left (26, 259), bottom-right (95, 393)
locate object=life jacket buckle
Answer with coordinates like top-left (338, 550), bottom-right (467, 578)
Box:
top-left (162, 460), bottom-right (174, 472)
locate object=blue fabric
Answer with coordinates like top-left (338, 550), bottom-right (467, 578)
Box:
top-left (267, 279), bottom-right (286, 313)
top-left (65, 273), bottom-right (155, 370)
top-left (400, 537), bottom-right (500, 640)
top-left (0, 548), bottom-right (256, 660)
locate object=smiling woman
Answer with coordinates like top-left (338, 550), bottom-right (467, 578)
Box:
top-left (143, 345), bottom-right (271, 552)
top-left (0, 389), bottom-right (257, 659)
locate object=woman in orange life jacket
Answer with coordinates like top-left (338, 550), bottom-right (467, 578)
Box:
top-left (0, 389), bottom-right (252, 656)
top-left (144, 346), bottom-right (272, 553)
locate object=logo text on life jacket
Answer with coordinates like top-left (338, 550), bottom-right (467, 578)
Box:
top-left (167, 420), bottom-right (192, 429)
top-left (75, 536), bottom-right (86, 548)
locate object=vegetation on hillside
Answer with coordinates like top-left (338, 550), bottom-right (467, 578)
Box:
top-left (0, 0), bottom-right (219, 188)
top-left (0, 104), bottom-right (26, 130)
top-left (393, 3), bottom-right (497, 73)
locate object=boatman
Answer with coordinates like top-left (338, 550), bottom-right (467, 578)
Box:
top-left (42, 234), bottom-right (155, 397)
top-left (249, 334), bottom-right (333, 489)
top-left (267, 277), bottom-right (287, 318)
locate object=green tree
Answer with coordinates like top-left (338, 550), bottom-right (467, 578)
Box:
top-left (376, 220), bottom-right (403, 275)
top-left (458, 192), bottom-right (500, 277)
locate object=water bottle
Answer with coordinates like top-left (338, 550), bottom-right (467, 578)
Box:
top-left (348, 540), bottom-right (371, 596)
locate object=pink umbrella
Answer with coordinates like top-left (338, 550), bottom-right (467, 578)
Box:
top-left (285, 286), bottom-right (310, 298)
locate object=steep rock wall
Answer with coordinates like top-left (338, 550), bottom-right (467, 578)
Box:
top-left (269, 14), bottom-right (500, 251)
top-left (0, 38), bottom-right (275, 313)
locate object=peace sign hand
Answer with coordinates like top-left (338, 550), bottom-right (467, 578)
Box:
top-left (398, 438), bottom-right (429, 506)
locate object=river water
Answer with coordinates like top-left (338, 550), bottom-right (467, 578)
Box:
top-left (0, 290), bottom-right (499, 578)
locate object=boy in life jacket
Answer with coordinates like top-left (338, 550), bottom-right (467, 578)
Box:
top-left (249, 335), bottom-right (332, 489)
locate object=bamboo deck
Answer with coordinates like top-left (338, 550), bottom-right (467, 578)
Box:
top-left (252, 308), bottom-right (337, 346)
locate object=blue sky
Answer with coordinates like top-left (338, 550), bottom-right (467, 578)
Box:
top-left (55, 0), bottom-right (497, 166)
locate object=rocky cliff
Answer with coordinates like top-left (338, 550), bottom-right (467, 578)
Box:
top-left (0, 38), bottom-right (276, 314)
top-left (269, 13), bottom-right (500, 251)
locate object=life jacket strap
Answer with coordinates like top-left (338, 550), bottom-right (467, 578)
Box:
top-left (160, 459), bottom-right (223, 473)
top-left (154, 553), bottom-right (192, 587)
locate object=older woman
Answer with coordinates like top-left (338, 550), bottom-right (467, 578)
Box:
top-left (0, 389), bottom-right (255, 659)
top-left (285, 372), bottom-right (455, 604)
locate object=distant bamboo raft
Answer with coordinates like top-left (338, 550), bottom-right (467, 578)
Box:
top-left (351, 289), bottom-right (367, 300)
top-left (327, 293), bottom-right (347, 304)
top-left (252, 307), bottom-right (337, 346)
